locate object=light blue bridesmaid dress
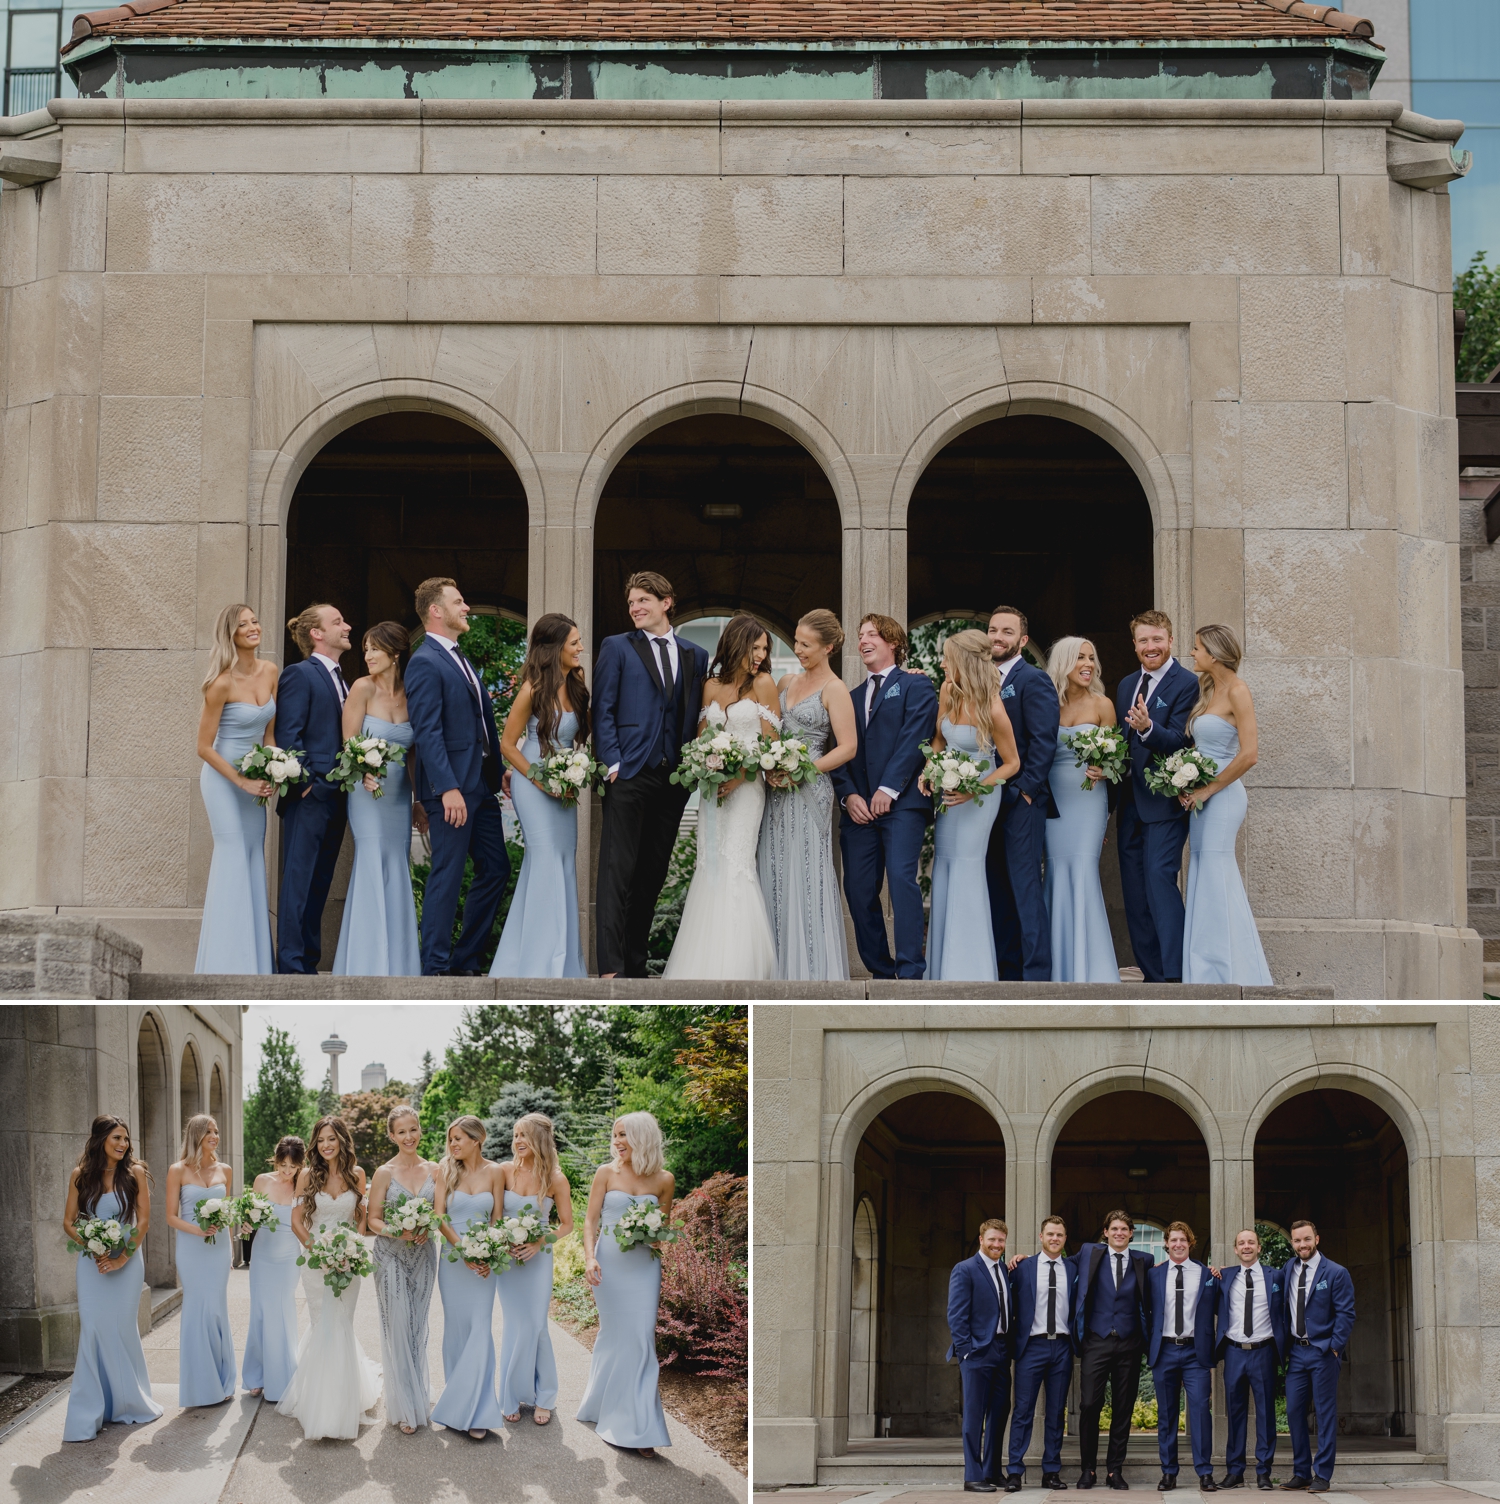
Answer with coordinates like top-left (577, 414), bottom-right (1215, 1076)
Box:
top-left (576, 1190), bottom-right (671, 1450)
top-left (497, 1190), bottom-right (558, 1415)
top-left (1045, 726), bottom-right (1121, 983)
top-left (431, 1188), bottom-right (507, 1433)
top-left (242, 1198), bottom-right (300, 1402)
top-left (175, 1183), bottom-right (236, 1406)
top-left (333, 715), bottom-right (420, 977)
top-left (925, 721), bottom-right (1003, 982)
top-left (491, 711), bottom-right (586, 979)
top-left (1182, 714), bottom-right (1274, 985)
top-left (63, 1189), bottom-right (164, 1441)
top-left (195, 698), bottom-right (275, 975)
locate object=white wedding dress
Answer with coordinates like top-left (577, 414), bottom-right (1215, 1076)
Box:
top-left (276, 1190), bottom-right (382, 1439)
top-left (664, 699), bottom-right (781, 981)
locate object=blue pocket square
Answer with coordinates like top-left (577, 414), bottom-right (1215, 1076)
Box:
top-left (1155, 696), bottom-right (1166, 709)
top-left (1316, 1279), bottom-right (1328, 1290)
top-left (884, 684), bottom-right (901, 700)
top-left (1001, 684), bottom-right (1016, 700)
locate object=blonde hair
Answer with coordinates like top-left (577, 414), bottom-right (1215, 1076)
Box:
top-left (287, 602), bottom-right (332, 659)
top-left (386, 1104), bottom-right (419, 1138)
top-left (1047, 636), bottom-right (1109, 707)
top-left (511, 1113), bottom-right (561, 1211)
top-left (798, 609), bottom-right (845, 655)
top-left (440, 1115), bottom-right (488, 1198)
top-left (1188, 623), bottom-right (1242, 732)
top-left (202, 603), bottom-right (256, 692)
top-left (613, 1111), bottom-right (665, 1178)
top-left (181, 1113), bottom-right (219, 1170)
top-left (941, 629), bottom-right (1002, 753)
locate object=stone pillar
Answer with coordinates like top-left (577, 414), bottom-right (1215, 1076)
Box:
top-left (0, 914), bottom-right (141, 998)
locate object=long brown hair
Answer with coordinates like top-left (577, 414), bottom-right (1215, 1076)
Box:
top-left (363, 620), bottom-right (409, 693)
top-left (522, 613), bottom-right (590, 754)
top-left (75, 1115), bottom-right (148, 1224)
top-left (305, 1116), bottom-right (359, 1203)
top-left (942, 630), bottom-right (1002, 753)
top-left (1188, 623), bottom-right (1242, 732)
top-left (440, 1115), bottom-right (489, 1199)
top-left (202, 603), bottom-right (256, 692)
top-left (710, 614), bottom-right (771, 696)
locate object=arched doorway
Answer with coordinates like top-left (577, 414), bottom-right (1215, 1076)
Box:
top-left (1255, 1089), bottom-right (1415, 1440)
top-left (849, 1197), bottom-right (880, 1440)
top-left (852, 1091), bottom-right (1007, 1439)
top-left (136, 1014), bottom-right (172, 1288)
top-left (209, 1062), bottom-right (226, 1154)
top-left (180, 1041), bottom-right (202, 1135)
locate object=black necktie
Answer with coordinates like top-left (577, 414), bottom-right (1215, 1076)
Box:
top-left (1296, 1264), bottom-right (1307, 1337)
top-left (1175, 1265), bottom-right (1185, 1337)
top-left (1115, 1253), bottom-right (1125, 1290)
top-left (869, 672), bottom-right (886, 712)
top-left (1046, 1260), bottom-right (1057, 1336)
top-left (991, 1263), bottom-right (1007, 1334)
top-left (654, 636), bottom-right (674, 694)
top-left (1244, 1269), bottom-right (1255, 1337)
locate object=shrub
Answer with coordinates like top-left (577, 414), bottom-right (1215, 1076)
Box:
top-left (655, 1176), bottom-right (748, 1384)
top-left (647, 831), bottom-right (697, 976)
top-left (1456, 251), bottom-right (1500, 383)
top-left (676, 1171), bottom-right (748, 1256)
top-left (549, 1229), bottom-right (598, 1330)
top-left (482, 1081), bottom-right (570, 1164)
top-left (337, 1088), bottom-right (416, 1176)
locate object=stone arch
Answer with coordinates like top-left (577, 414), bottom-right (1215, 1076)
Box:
top-left (135, 1009), bottom-right (173, 1289)
top-left (848, 1196), bottom-right (880, 1440)
top-left (179, 1038), bottom-right (203, 1136)
top-left (1239, 1066), bottom-right (1432, 1168)
top-left (209, 1060), bottom-right (227, 1168)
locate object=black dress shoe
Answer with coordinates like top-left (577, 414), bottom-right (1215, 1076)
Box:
top-left (1080, 1473), bottom-right (1098, 1490)
top-left (1257, 1480), bottom-right (1274, 1492)
top-left (1006, 1479), bottom-right (1024, 1494)
top-left (1107, 1476), bottom-right (1130, 1491)
top-left (1308, 1483), bottom-right (1330, 1495)
top-left (1199, 1480), bottom-right (1219, 1493)
top-left (1043, 1475), bottom-right (1068, 1491)
top-left (1280, 1481), bottom-right (1310, 1492)
top-left (1158, 1478), bottom-right (1178, 1493)
top-left (1219, 1478), bottom-right (1244, 1490)
top-left (966, 1483), bottom-right (998, 1493)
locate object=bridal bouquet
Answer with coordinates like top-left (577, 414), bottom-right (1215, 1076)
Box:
top-left (1066, 725), bottom-right (1129, 792)
top-left (238, 743), bottom-right (310, 807)
top-left (755, 732), bottom-right (820, 790)
top-left (381, 1191), bottom-right (447, 1240)
top-left (1144, 746), bottom-right (1220, 809)
top-left (67, 1214), bottom-right (131, 1260)
top-left (298, 1222), bottom-right (373, 1295)
top-left (326, 733), bottom-right (405, 798)
top-left (918, 741), bottom-right (998, 815)
top-left (446, 1221), bottom-right (515, 1274)
top-left (611, 1199), bottom-right (679, 1259)
top-left (192, 1195), bottom-right (236, 1246)
top-left (495, 1202), bottom-right (557, 1266)
top-left (671, 724), bottom-right (758, 802)
top-left (232, 1190), bottom-right (279, 1235)
top-left (528, 744), bottom-right (607, 806)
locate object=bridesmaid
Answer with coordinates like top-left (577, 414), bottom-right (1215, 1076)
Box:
top-left (333, 621), bottom-right (421, 977)
top-left (1045, 636), bottom-right (1122, 983)
top-left (491, 613), bottom-right (590, 979)
top-left (758, 609), bottom-right (858, 981)
top-left (165, 1114), bottom-right (236, 1408)
top-left (577, 1111), bottom-right (676, 1457)
top-left (241, 1134), bottom-right (303, 1402)
top-left (922, 630), bottom-right (1021, 982)
top-left (367, 1105), bottom-right (439, 1434)
top-left (62, 1116), bottom-right (163, 1441)
top-left (431, 1116), bottom-right (506, 1440)
top-left (195, 603), bottom-right (279, 974)
top-left (1180, 624), bottom-right (1274, 985)
top-left (497, 1112), bottom-right (574, 1425)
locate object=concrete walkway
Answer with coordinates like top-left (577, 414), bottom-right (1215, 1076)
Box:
top-left (2, 1263), bottom-right (745, 1504)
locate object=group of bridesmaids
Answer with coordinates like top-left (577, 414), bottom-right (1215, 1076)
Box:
top-left (60, 1107), bottom-right (678, 1456)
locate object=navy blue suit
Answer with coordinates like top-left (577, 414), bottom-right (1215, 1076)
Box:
top-left (985, 657), bottom-right (1060, 981)
top-left (832, 667), bottom-right (939, 979)
top-left (1217, 1263), bottom-right (1290, 1479)
top-left (274, 655), bottom-right (348, 974)
top-left (1284, 1254), bottom-right (1356, 1483)
top-left (1148, 1259), bottom-right (1220, 1479)
top-left (1074, 1243), bottom-right (1155, 1475)
top-left (405, 633), bottom-right (508, 976)
top-left (592, 629), bottom-right (708, 977)
top-left (1006, 1254), bottom-right (1077, 1477)
top-left (1115, 658), bottom-right (1197, 981)
top-left (947, 1254), bottom-right (1013, 1483)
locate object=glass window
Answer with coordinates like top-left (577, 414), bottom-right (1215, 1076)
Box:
top-left (1132, 1222), bottom-right (1168, 1265)
top-left (8, 9), bottom-right (59, 67)
top-left (1411, 0), bottom-right (1500, 79)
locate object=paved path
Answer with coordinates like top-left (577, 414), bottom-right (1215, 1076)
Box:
top-left (2, 1263), bottom-right (745, 1504)
top-left (753, 1489), bottom-right (1500, 1502)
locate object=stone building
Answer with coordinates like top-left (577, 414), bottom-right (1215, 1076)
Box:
top-left (753, 1003), bottom-right (1500, 1487)
top-left (0, 0), bottom-right (1483, 996)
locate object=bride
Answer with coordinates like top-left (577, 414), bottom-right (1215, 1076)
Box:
top-left (663, 614), bottom-right (781, 981)
top-left (278, 1116), bottom-right (382, 1439)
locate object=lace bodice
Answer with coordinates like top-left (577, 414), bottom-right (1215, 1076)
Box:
top-left (308, 1189), bottom-right (359, 1228)
top-left (700, 696), bottom-right (780, 748)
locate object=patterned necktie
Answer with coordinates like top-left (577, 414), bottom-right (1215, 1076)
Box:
top-left (1175, 1265), bottom-right (1185, 1337)
top-left (1244, 1269), bottom-right (1255, 1337)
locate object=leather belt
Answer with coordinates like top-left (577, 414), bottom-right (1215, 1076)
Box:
top-left (1235, 1339), bottom-right (1275, 1350)
top-left (1166, 1336), bottom-right (1194, 1346)
top-left (1294, 1337), bottom-right (1313, 1346)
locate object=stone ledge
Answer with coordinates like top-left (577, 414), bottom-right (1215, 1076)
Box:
top-left (0, 913), bottom-right (142, 999)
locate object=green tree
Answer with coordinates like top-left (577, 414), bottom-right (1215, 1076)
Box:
top-left (677, 1014), bottom-right (748, 1144)
top-left (338, 1088), bottom-right (415, 1176)
top-left (445, 1005), bottom-right (632, 1108)
top-left (315, 1070), bottom-right (338, 1118)
top-left (414, 1067), bottom-right (481, 1161)
top-left (1456, 251), bottom-right (1500, 382)
top-left (242, 1025), bottom-right (310, 1180)
top-left (1256, 1220), bottom-right (1293, 1268)
top-left (414, 1051), bottom-right (437, 1111)
top-left (482, 1081), bottom-right (570, 1161)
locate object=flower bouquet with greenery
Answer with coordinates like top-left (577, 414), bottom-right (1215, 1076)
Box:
top-left (671, 724), bottom-right (757, 803)
top-left (67, 1215), bottom-right (131, 1259)
top-left (446, 1221), bottom-right (515, 1274)
top-left (495, 1202), bottom-right (557, 1268)
top-left (1144, 746), bottom-right (1220, 810)
top-left (755, 732), bottom-right (820, 790)
top-left (192, 1195), bottom-right (236, 1246)
top-left (233, 1190), bottom-right (279, 1235)
top-left (918, 740), bottom-right (997, 815)
top-left (1065, 725), bottom-right (1129, 791)
top-left (238, 744), bottom-right (310, 807)
top-left (528, 744), bottom-right (607, 806)
top-left (326, 733), bottom-right (406, 798)
top-left (297, 1221), bottom-right (373, 1295)
top-left (381, 1191), bottom-right (447, 1241)
top-left (612, 1199), bottom-right (679, 1260)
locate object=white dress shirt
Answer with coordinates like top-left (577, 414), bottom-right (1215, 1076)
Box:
top-left (863, 668), bottom-right (902, 803)
top-left (1107, 1245), bottom-right (1132, 1288)
top-left (1288, 1251), bottom-right (1321, 1336)
top-left (606, 630), bottom-right (681, 780)
top-left (431, 634), bottom-right (485, 710)
top-left (983, 1255), bottom-right (1010, 1337)
top-left (1159, 1256), bottom-right (1203, 1338)
top-left (1226, 1261), bottom-right (1275, 1344)
top-left (311, 651), bottom-right (347, 705)
top-left (996, 653), bottom-right (1023, 689)
top-left (1029, 1255), bottom-right (1070, 1336)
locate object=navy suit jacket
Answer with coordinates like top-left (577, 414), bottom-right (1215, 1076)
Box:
top-left (947, 1252), bottom-right (1012, 1363)
top-left (592, 630), bottom-right (708, 781)
top-left (1008, 1252), bottom-right (1079, 1362)
top-left (1216, 1262), bottom-right (1291, 1363)
top-left (273, 656), bottom-right (346, 816)
top-left (1285, 1254), bottom-right (1356, 1357)
top-left (999, 657), bottom-right (1061, 817)
top-left (1147, 1259), bottom-right (1220, 1368)
top-left (1073, 1242), bottom-right (1154, 1345)
top-left (831, 668), bottom-right (939, 813)
top-left (404, 635), bottom-right (502, 803)
top-left (1115, 657), bottom-right (1198, 823)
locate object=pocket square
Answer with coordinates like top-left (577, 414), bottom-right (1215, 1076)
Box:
top-left (1001, 684), bottom-right (1016, 700)
top-left (1316, 1279), bottom-right (1328, 1290)
top-left (1155, 696), bottom-right (1166, 709)
top-left (884, 684), bottom-right (901, 700)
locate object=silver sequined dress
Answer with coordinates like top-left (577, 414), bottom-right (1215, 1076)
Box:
top-left (372, 1173), bottom-right (438, 1430)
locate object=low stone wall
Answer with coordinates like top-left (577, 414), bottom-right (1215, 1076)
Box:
top-left (0, 915), bottom-right (143, 999)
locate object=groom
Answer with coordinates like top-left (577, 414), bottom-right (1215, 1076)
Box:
top-left (593, 571), bottom-right (709, 978)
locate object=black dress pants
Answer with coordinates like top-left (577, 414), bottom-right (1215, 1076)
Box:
top-left (596, 762), bottom-right (690, 976)
top-left (1079, 1333), bottom-right (1144, 1474)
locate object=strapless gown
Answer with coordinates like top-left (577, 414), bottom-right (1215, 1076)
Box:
top-left (63, 1189), bottom-right (163, 1441)
top-left (497, 1190), bottom-right (558, 1414)
top-left (243, 1197), bottom-right (300, 1402)
top-left (431, 1188), bottom-right (506, 1433)
top-left (195, 698), bottom-right (275, 974)
top-left (373, 1173), bottom-right (439, 1430)
top-left (175, 1183), bottom-right (236, 1406)
top-left (333, 715), bottom-right (420, 977)
top-left (576, 1190), bottom-right (671, 1450)
top-left (1045, 726), bottom-right (1121, 983)
top-left (1182, 714), bottom-right (1274, 985)
top-left (491, 712), bottom-right (586, 978)
top-left (925, 720), bottom-right (1002, 981)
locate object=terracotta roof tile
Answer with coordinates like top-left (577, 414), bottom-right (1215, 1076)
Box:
top-left (67, 0), bottom-right (1378, 51)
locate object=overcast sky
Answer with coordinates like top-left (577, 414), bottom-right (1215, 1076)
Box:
top-left (243, 1004), bottom-right (468, 1096)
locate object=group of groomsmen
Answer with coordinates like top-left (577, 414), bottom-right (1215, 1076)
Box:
top-left (946, 1212), bottom-right (1357, 1496)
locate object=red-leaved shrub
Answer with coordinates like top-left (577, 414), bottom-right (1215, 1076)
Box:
top-left (655, 1173), bottom-right (748, 1385)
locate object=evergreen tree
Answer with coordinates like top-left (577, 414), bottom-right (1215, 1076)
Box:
top-left (316, 1070), bottom-right (338, 1118)
top-left (414, 1050), bottom-right (437, 1112)
top-left (243, 1025), bottom-right (309, 1179)
top-left (482, 1082), bottom-right (570, 1161)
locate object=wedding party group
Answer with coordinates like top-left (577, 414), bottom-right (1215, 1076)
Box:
top-left (192, 565), bottom-right (1272, 984)
top-left (58, 1106), bottom-right (677, 1453)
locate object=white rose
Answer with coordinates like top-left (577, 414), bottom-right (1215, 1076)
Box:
top-left (1171, 765), bottom-right (1197, 788)
top-left (202, 1199), bottom-right (223, 1215)
top-left (941, 757), bottom-right (959, 772)
top-left (283, 757), bottom-right (302, 778)
top-left (941, 769), bottom-right (962, 791)
top-left (760, 754), bottom-right (777, 770)
top-left (104, 1220), bottom-right (121, 1234)
top-left (266, 759), bottom-right (288, 782)
top-left (363, 749), bottom-right (383, 767)
top-left (87, 1238), bottom-right (106, 1255)
top-left (1101, 737), bottom-right (1117, 753)
top-left (711, 733), bottom-right (733, 752)
top-left (565, 764), bottom-right (587, 784)
top-left (645, 1210), bottom-right (662, 1230)
top-left (958, 762), bottom-right (979, 780)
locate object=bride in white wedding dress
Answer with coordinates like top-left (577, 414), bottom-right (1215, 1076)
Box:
top-left (664, 615), bottom-right (781, 981)
top-left (278, 1117), bottom-right (382, 1440)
